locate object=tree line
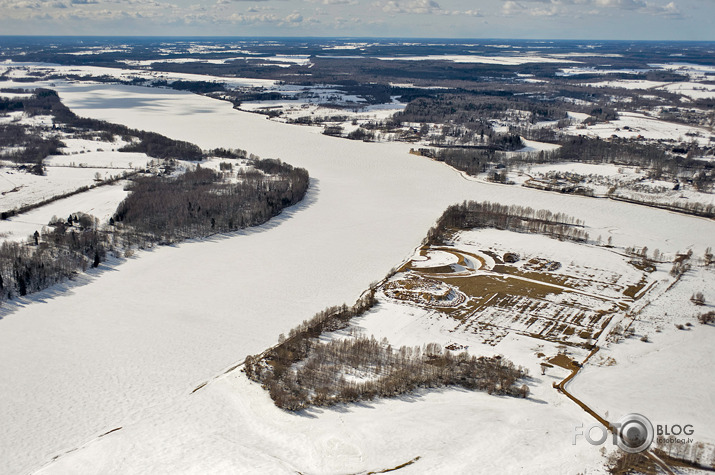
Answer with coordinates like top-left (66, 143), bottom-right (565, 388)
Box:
top-left (425, 201), bottom-right (589, 245)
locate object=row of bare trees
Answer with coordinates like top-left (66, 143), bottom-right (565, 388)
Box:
top-left (425, 200), bottom-right (589, 245)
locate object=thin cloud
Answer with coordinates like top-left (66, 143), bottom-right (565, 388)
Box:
top-left (284, 11), bottom-right (303, 22)
top-left (502, 0), bottom-right (683, 18)
top-left (378, 0), bottom-right (443, 14)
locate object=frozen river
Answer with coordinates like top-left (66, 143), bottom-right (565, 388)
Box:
top-left (1, 83), bottom-right (713, 474)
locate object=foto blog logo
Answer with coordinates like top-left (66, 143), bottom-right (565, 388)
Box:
top-left (573, 413), bottom-right (655, 454)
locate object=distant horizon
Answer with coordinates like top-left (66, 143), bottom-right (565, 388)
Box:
top-left (0, 35), bottom-right (714, 44)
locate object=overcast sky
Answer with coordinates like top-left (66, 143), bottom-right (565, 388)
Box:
top-left (0, 0), bottom-right (712, 40)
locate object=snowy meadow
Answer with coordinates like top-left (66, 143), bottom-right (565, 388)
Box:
top-left (0, 81), bottom-right (713, 474)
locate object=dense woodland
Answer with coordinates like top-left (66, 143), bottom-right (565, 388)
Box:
top-left (430, 147), bottom-right (498, 177)
top-left (0, 214), bottom-right (108, 300)
top-left (246, 334), bottom-right (529, 411)
top-left (395, 93), bottom-right (571, 127)
top-left (114, 160), bottom-right (308, 243)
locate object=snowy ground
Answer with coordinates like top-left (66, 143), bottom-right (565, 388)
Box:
top-left (660, 81), bottom-right (715, 100)
top-left (0, 182), bottom-right (128, 243)
top-left (649, 63), bottom-right (715, 81)
top-left (348, 229), bottom-right (715, 468)
top-left (121, 54), bottom-right (312, 68)
top-left (0, 163), bottom-right (134, 213)
top-left (584, 79), bottom-right (670, 90)
top-left (583, 79), bottom-right (715, 100)
top-left (239, 98), bottom-right (405, 125)
top-left (505, 161), bottom-right (715, 210)
top-left (514, 138), bottom-right (562, 153)
top-left (570, 264), bottom-right (715, 449)
top-left (566, 111), bottom-right (712, 147)
top-left (2, 61), bottom-right (276, 89)
top-left (360, 228), bottom-right (648, 352)
top-left (0, 83), bottom-right (713, 474)
top-left (0, 102), bottom-right (153, 238)
top-left (35, 365), bottom-right (606, 475)
top-left (410, 249), bottom-right (458, 268)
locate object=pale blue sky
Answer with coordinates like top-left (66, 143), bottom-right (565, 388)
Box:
top-left (0, 0), bottom-right (712, 40)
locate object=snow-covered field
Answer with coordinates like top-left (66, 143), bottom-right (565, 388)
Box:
top-left (362, 227), bottom-right (647, 349)
top-left (239, 99), bottom-right (405, 124)
top-left (0, 83), bottom-right (713, 474)
top-left (0, 106), bottom-right (152, 234)
top-left (585, 79), bottom-right (669, 90)
top-left (1, 60), bottom-right (276, 89)
top-left (0, 161), bottom-right (134, 213)
top-left (0, 181), bottom-right (128, 243)
top-left (585, 79), bottom-right (715, 100)
top-left (36, 363), bottom-right (605, 474)
top-left (515, 138), bottom-right (562, 153)
top-left (558, 67), bottom-right (650, 77)
top-left (660, 81), bottom-right (715, 100)
top-left (505, 161), bottom-right (715, 210)
top-left (649, 63), bottom-right (715, 81)
top-left (342, 229), bottom-right (715, 469)
top-left (566, 111), bottom-right (712, 146)
top-left (570, 264), bottom-right (715, 448)
top-left (121, 54), bottom-right (311, 67)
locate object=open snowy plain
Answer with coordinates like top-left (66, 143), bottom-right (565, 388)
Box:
top-left (0, 82), bottom-right (713, 474)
